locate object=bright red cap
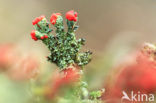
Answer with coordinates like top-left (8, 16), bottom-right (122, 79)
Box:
top-left (32, 15), bottom-right (45, 25)
top-left (44, 35), bottom-right (48, 38)
top-left (66, 10), bottom-right (78, 21)
top-left (30, 30), bottom-right (38, 41)
top-left (50, 13), bottom-right (61, 25)
top-left (40, 35), bottom-right (48, 40)
top-left (40, 36), bottom-right (44, 40)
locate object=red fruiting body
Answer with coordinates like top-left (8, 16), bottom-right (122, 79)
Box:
top-left (50, 13), bottom-right (61, 25)
top-left (40, 35), bottom-right (48, 40)
top-left (44, 35), bottom-right (48, 38)
top-left (63, 68), bottom-right (80, 82)
top-left (40, 36), bottom-right (44, 40)
top-left (45, 67), bottom-right (80, 99)
top-left (32, 15), bottom-right (45, 25)
top-left (30, 30), bottom-right (38, 41)
top-left (9, 56), bottom-right (39, 80)
top-left (103, 51), bottom-right (156, 102)
top-left (66, 10), bottom-right (78, 21)
top-left (0, 44), bottom-right (17, 69)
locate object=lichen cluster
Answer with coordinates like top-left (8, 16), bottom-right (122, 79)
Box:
top-left (30, 11), bottom-right (92, 69)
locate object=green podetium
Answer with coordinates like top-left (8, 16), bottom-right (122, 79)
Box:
top-left (30, 11), bottom-right (92, 69)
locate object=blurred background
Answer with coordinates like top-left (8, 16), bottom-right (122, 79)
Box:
top-left (1, 0), bottom-right (156, 102)
top-left (1, 0), bottom-right (156, 52)
top-left (1, 0), bottom-right (156, 86)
